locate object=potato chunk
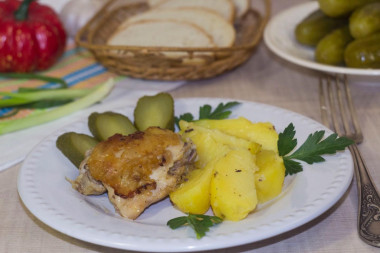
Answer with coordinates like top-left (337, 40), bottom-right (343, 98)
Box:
top-left (255, 150), bottom-right (285, 204)
top-left (170, 159), bottom-right (218, 214)
top-left (180, 120), bottom-right (260, 168)
top-left (194, 117), bottom-right (279, 153)
top-left (172, 121), bottom-right (233, 213)
top-left (210, 149), bottom-right (258, 221)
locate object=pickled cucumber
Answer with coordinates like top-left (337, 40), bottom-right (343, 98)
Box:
top-left (344, 32), bottom-right (380, 68)
top-left (349, 2), bottom-right (380, 39)
top-left (318, 0), bottom-right (380, 17)
top-left (134, 92), bottom-right (174, 131)
top-left (56, 132), bottom-right (99, 168)
top-left (88, 111), bottom-right (137, 141)
top-left (315, 26), bottom-right (354, 65)
top-left (295, 10), bottom-right (347, 46)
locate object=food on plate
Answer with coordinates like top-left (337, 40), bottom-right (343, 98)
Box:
top-left (344, 32), bottom-right (380, 68)
top-left (56, 93), bottom-right (354, 237)
top-left (349, 2), bottom-right (380, 39)
top-left (134, 92), bottom-right (175, 131)
top-left (210, 149), bottom-right (258, 221)
top-left (169, 159), bottom-right (219, 215)
top-left (193, 117), bottom-right (279, 153)
top-left (88, 111), bottom-right (137, 141)
top-left (315, 26), bottom-right (354, 65)
top-left (154, 0), bottom-right (235, 23)
top-left (70, 155), bottom-right (107, 196)
top-left (0, 0), bottom-right (67, 72)
top-left (169, 120), bottom-right (260, 215)
top-left (118, 8), bottom-right (236, 47)
top-left (167, 213), bottom-right (222, 239)
top-left (175, 101), bottom-right (241, 128)
top-left (56, 132), bottom-right (99, 168)
top-left (255, 150), bottom-right (285, 204)
top-left (178, 121), bottom-right (261, 168)
top-left (318, 0), bottom-right (379, 17)
top-left (295, 10), bottom-right (347, 46)
top-left (295, 1), bottom-right (380, 68)
top-left (170, 120), bottom-right (282, 221)
top-left (72, 127), bottom-right (196, 219)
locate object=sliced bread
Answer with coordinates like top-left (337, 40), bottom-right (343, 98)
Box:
top-left (121, 8), bottom-right (235, 47)
top-left (107, 20), bottom-right (215, 57)
top-left (233, 0), bottom-right (250, 20)
top-left (147, 0), bottom-right (167, 7)
top-left (154, 0), bottom-right (235, 23)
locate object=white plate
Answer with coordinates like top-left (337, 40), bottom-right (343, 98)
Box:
top-left (264, 1), bottom-right (380, 77)
top-left (18, 98), bottom-right (353, 252)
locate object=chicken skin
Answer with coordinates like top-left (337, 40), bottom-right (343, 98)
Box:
top-left (73, 127), bottom-right (196, 219)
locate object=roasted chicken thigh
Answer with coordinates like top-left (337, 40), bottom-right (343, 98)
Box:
top-left (71, 127), bottom-right (196, 219)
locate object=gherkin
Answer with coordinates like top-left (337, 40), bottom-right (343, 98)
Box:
top-left (318, 0), bottom-right (380, 17)
top-left (295, 10), bottom-right (347, 46)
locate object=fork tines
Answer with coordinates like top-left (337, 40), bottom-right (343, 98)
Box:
top-left (319, 75), bottom-right (362, 143)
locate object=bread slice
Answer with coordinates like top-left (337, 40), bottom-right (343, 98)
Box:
top-left (147, 0), bottom-right (167, 7)
top-left (154, 0), bottom-right (235, 23)
top-left (233, 0), bottom-right (250, 20)
top-left (108, 20), bottom-right (215, 57)
top-left (121, 8), bottom-right (235, 47)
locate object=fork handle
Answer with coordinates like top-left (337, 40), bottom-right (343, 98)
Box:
top-left (350, 144), bottom-right (380, 247)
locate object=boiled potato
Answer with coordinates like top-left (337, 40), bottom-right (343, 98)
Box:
top-left (194, 117), bottom-right (279, 153)
top-left (180, 121), bottom-right (261, 155)
top-left (255, 150), bottom-right (286, 204)
top-left (210, 149), bottom-right (258, 221)
top-left (179, 120), bottom-right (260, 168)
top-left (169, 158), bottom-right (219, 214)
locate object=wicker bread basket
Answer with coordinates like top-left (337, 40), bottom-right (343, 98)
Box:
top-left (76, 0), bottom-right (271, 81)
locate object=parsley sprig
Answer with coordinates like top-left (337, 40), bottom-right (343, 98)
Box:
top-left (167, 214), bottom-right (223, 239)
top-left (279, 123), bottom-right (354, 176)
top-left (175, 101), bottom-right (240, 128)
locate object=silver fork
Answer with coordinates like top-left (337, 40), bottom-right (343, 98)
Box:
top-left (319, 75), bottom-right (380, 247)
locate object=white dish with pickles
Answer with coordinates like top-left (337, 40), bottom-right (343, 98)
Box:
top-left (18, 97), bottom-right (353, 252)
top-left (264, 1), bottom-right (380, 79)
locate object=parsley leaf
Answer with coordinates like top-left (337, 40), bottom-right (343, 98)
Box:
top-left (278, 123), bottom-right (297, 157)
top-left (199, 102), bottom-right (240, 119)
top-left (283, 158), bottom-right (303, 176)
top-left (278, 123), bottom-right (354, 176)
top-left (167, 214), bottom-right (223, 239)
top-left (174, 113), bottom-right (194, 128)
top-left (175, 101), bottom-right (240, 128)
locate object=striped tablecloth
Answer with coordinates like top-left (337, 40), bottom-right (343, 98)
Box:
top-left (0, 44), bottom-right (119, 119)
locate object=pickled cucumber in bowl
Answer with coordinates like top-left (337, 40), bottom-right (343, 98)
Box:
top-left (294, 0), bottom-right (380, 68)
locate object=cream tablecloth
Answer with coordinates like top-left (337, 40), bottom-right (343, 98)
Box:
top-left (1, 0), bottom-right (380, 252)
